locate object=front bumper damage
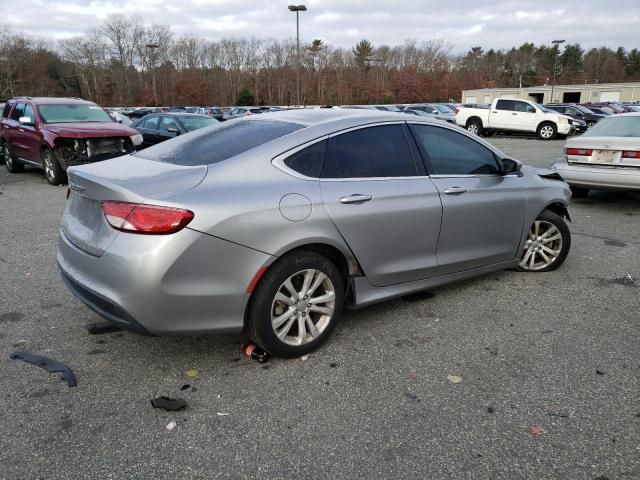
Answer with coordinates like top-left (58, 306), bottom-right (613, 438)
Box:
top-left (54, 137), bottom-right (134, 169)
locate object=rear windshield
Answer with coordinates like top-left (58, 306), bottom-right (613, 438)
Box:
top-left (136, 119), bottom-right (305, 165)
top-left (582, 116), bottom-right (640, 138)
top-left (38, 104), bottom-right (113, 123)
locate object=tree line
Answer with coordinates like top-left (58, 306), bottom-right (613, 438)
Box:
top-left (1, 15), bottom-right (639, 107)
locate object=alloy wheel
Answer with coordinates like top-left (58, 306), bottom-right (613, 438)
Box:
top-left (43, 151), bottom-right (55, 182)
top-left (519, 220), bottom-right (563, 271)
top-left (467, 123), bottom-right (479, 135)
top-left (4, 144), bottom-right (13, 168)
top-left (540, 125), bottom-right (554, 139)
top-left (271, 269), bottom-right (336, 346)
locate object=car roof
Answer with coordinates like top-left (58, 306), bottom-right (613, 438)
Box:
top-left (163, 112), bottom-right (211, 118)
top-left (8, 97), bottom-right (96, 105)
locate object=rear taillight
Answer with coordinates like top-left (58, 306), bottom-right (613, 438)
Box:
top-left (566, 148), bottom-right (593, 156)
top-left (454, 107), bottom-right (460, 114)
top-left (101, 201), bottom-right (194, 234)
top-left (622, 150), bottom-right (640, 159)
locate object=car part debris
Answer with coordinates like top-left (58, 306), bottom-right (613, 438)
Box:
top-left (166, 421), bottom-right (177, 431)
top-left (447, 374), bottom-right (463, 384)
top-left (241, 343), bottom-right (270, 363)
top-left (86, 321), bottom-right (122, 335)
top-left (186, 368), bottom-right (199, 378)
top-left (151, 396), bottom-right (187, 411)
top-left (10, 351), bottom-right (77, 387)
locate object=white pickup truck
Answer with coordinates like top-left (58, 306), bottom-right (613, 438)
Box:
top-left (456, 98), bottom-right (578, 140)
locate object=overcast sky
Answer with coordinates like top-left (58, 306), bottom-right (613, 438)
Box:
top-left (3, 0), bottom-right (639, 53)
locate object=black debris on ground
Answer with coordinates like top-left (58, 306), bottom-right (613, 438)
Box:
top-left (150, 397), bottom-right (188, 411)
top-left (10, 351), bottom-right (77, 387)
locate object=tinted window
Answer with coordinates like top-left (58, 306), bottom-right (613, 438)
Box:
top-left (284, 140), bottom-right (326, 178)
top-left (410, 124), bottom-right (500, 175)
top-left (179, 116), bottom-right (217, 132)
top-left (10, 103), bottom-right (25, 120)
top-left (159, 116), bottom-right (179, 131)
top-left (136, 119), bottom-right (304, 166)
top-left (141, 116), bottom-right (159, 129)
top-left (321, 125), bottom-right (416, 178)
top-left (512, 101), bottom-right (534, 113)
top-left (2, 103), bottom-right (12, 118)
top-left (23, 104), bottom-right (34, 120)
top-left (496, 100), bottom-right (514, 111)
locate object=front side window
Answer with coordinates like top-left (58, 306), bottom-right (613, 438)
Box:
top-left (321, 125), bottom-right (416, 178)
top-left (179, 116), bottom-right (217, 132)
top-left (410, 124), bottom-right (501, 176)
top-left (23, 104), bottom-right (34, 120)
top-left (159, 116), bottom-right (179, 132)
top-left (512, 101), bottom-right (534, 113)
top-left (284, 140), bottom-right (326, 178)
top-left (10, 103), bottom-right (25, 121)
top-left (141, 116), bottom-right (159, 130)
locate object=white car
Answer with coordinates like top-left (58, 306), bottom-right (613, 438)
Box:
top-left (553, 113), bottom-right (640, 195)
top-left (456, 98), bottom-right (577, 140)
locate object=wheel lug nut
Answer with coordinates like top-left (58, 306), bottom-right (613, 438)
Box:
top-left (307, 303), bottom-right (311, 308)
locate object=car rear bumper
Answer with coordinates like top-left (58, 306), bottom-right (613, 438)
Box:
top-left (553, 162), bottom-right (640, 190)
top-left (57, 227), bottom-right (274, 335)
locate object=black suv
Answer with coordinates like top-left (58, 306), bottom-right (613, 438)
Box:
top-left (543, 104), bottom-right (605, 129)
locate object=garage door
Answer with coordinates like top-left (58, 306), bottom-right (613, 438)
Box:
top-left (600, 91), bottom-right (620, 102)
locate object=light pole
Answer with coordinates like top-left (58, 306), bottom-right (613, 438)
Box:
top-left (146, 43), bottom-right (159, 107)
top-left (288, 4), bottom-right (306, 106)
top-left (550, 39), bottom-right (565, 103)
top-left (365, 57), bottom-right (382, 103)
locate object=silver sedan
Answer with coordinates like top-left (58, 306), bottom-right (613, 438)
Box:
top-left (58, 110), bottom-right (572, 357)
top-left (553, 112), bottom-right (640, 196)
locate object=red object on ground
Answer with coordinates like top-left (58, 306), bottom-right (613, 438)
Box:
top-left (408, 371), bottom-right (417, 381)
top-left (531, 426), bottom-right (541, 436)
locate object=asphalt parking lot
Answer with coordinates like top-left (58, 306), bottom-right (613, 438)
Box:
top-left (0, 137), bottom-right (639, 480)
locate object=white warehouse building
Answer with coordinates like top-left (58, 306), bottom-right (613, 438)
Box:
top-left (461, 82), bottom-right (640, 105)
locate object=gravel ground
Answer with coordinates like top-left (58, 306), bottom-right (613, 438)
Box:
top-left (0, 137), bottom-right (638, 480)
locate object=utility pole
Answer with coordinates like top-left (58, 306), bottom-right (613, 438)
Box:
top-left (550, 39), bottom-right (565, 103)
top-left (288, 5), bottom-right (307, 107)
top-left (146, 43), bottom-right (159, 107)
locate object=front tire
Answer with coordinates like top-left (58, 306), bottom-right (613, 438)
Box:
top-left (42, 148), bottom-right (67, 186)
top-left (3, 141), bottom-right (24, 173)
top-left (517, 210), bottom-right (571, 272)
top-left (537, 122), bottom-right (557, 140)
top-left (247, 251), bottom-right (345, 358)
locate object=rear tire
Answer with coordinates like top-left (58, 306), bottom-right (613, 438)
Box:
top-left (570, 186), bottom-right (589, 198)
top-left (537, 122), bottom-right (557, 140)
top-left (516, 210), bottom-right (571, 272)
top-left (247, 250), bottom-right (345, 358)
top-left (466, 119), bottom-right (482, 136)
top-left (42, 148), bottom-right (67, 186)
top-left (3, 141), bottom-right (24, 173)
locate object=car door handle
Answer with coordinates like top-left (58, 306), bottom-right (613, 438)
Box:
top-left (512, 112), bottom-right (518, 115)
top-left (340, 194), bottom-right (373, 204)
top-left (443, 187), bottom-right (467, 195)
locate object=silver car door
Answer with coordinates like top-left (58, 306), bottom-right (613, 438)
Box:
top-left (319, 123), bottom-right (442, 287)
top-left (409, 123), bottom-right (528, 275)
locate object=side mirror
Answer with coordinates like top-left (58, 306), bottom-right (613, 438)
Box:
top-left (500, 157), bottom-right (522, 175)
top-left (167, 127), bottom-right (180, 135)
top-left (576, 111), bottom-right (583, 116)
top-left (19, 116), bottom-right (34, 126)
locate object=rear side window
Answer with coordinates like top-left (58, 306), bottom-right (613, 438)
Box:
top-left (496, 100), bottom-right (514, 111)
top-left (159, 116), bottom-right (178, 131)
top-left (10, 103), bottom-right (25, 120)
top-left (136, 120), bottom-right (304, 166)
top-left (284, 140), bottom-right (326, 178)
top-left (2, 103), bottom-right (12, 118)
top-left (410, 124), bottom-right (501, 175)
top-left (321, 125), bottom-right (417, 178)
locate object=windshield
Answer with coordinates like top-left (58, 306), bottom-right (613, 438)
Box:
top-left (582, 116), bottom-right (640, 137)
top-left (38, 104), bottom-right (113, 124)
top-left (575, 105), bottom-right (595, 114)
top-left (433, 105), bottom-right (453, 113)
top-left (180, 115), bottom-right (217, 132)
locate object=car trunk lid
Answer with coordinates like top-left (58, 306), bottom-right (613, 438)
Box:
top-left (61, 155), bottom-right (206, 256)
top-left (565, 137), bottom-right (640, 167)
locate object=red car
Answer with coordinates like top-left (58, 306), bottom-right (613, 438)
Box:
top-left (0, 97), bottom-right (142, 185)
